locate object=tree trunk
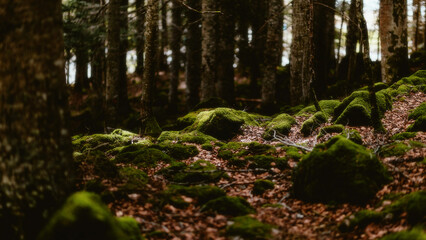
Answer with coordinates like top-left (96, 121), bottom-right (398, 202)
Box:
top-left (136, 0), bottom-right (146, 76)
top-left (119, 0), bottom-right (130, 115)
top-left (379, 0), bottom-right (408, 83)
top-left (290, 0), bottom-right (312, 105)
top-left (200, 0), bottom-right (219, 101)
top-left (413, 0), bottom-right (421, 51)
top-left (158, 0), bottom-right (168, 71)
top-left (346, 0), bottom-right (359, 94)
top-left (141, 0), bottom-right (162, 136)
top-left (168, 0), bottom-right (182, 112)
top-left (75, 47), bottom-right (89, 92)
top-left (261, 0), bottom-right (283, 113)
top-left (0, 1), bottom-right (74, 239)
top-left (216, 0), bottom-right (235, 105)
top-left (236, 0), bottom-right (250, 76)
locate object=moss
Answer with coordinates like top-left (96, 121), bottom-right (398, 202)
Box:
top-left (192, 97), bottom-right (229, 110)
top-left (263, 113), bottom-right (296, 138)
top-left (391, 132), bottom-right (417, 140)
top-left (176, 111), bottom-right (199, 129)
top-left (379, 142), bottom-right (412, 157)
top-left (117, 217), bottom-right (144, 240)
top-left (160, 160), bottom-right (225, 183)
top-left (72, 132), bottom-right (134, 153)
top-left (275, 158), bottom-right (289, 170)
top-left (340, 129), bottom-right (363, 145)
top-left (226, 216), bottom-right (273, 239)
top-left (227, 157), bottom-right (248, 168)
top-left (202, 196), bottom-right (255, 216)
top-left (383, 191), bottom-right (426, 225)
top-left (217, 142), bottom-right (249, 160)
top-left (201, 143), bottom-right (213, 151)
top-left (380, 228), bottom-right (426, 240)
top-left (318, 124), bottom-right (345, 138)
top-left (247, 142), bottom-right (276, 155)
top-left (293, 136), bottom-right (391, 204)
top-left (389, 70), bottom-right (426, 91)
top-left (296, 100), bottom-right (341, 116)
top-left (360, 82), bottom-right (389, 92)
top-left (38, 192), bottom-right (128, 240)
top-left (118, 167), bottom-right (148, 192)
top-left (140, 116), bottom-right (162, 137)
top-left (301, 111), bottom-right (328, 136)
top-left (114, 147), bottom-right (173, 168)
top-left (187, 108), bottom-right (258, 140)
top-left (157, 130), bottom-right (217, 144)
top-left (339, 210), bottom-right (383, 232)
top-left (75, 150), bottom-right (118, 179)
top-left (409, 102), bottom-right (426, 120)
top-left (246, 155), bottom-right (274, 169)
top-left (262, 203), bottom-right (283, 208)
top-left (218, 150), bottom-right (234, 160)
top-left (112, 129), bottom-right (139, 137)
top-left (144, 231), bottom-right (169, 239)
top-left (281, 146), bottom-right (304, 160)
top-left (407, 115), bottom-right (426, 132)
top-left (151, 143), bottom-right (199, 160)
top-left (333, 90), bottom-right (392, 126)
top-left (159, 185), bottom-right (226, 207)
top-left (253, 180), bottom-right (275, 195)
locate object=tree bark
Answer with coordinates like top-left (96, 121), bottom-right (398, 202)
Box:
top-left (75, 47), bottom-right (89, 92)
top-left (346, 0), bottom-right (359, 94)
top-left (158, 0), bottom-right (168, 71)
top-left (184, 0), bottom-right (202, 109)
top-left (136, 0), bottom-right (146, 76)
top-left (379, 0), bottom-right (408, 83)
top-left (236, 0), bottom-right (250, 76)
top-left (261, 0), bottom-right (283, 113)
top-left (412, 0), bottom-right (421, 51)
top-left (290, 0), bottom-right (312, 105)
top-left (200, 0), bottom-right (218, 101)
top-left (0, 1), bottom-right (74, 239)
top-left (141, 0), bottom-right (162, 136)
top-left (168, 0), bottom-right (182, 112)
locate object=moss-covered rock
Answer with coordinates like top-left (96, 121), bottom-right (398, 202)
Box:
top-left (408, 102), bottom-right (426, 120)
top-left (114, 146), bottom-right (173, 168)
top-left (282, 146), bottom-right (304, 160)
top-left (339, 210), bottom-right (383, 232)
top-left (118, 167), bottom-right (148, 192)
top-left (407, 115), bottom-right (426, 132)
top-left (176, 111), bottom-right (199, 129)
top-left (389, 70), bottom-right (426, 96)
top-left (253, 180), bottom-right (275, 195)
top-left (333, 90), bottom-right (392, 126)
top-left (187, 108), bottom-right (258, 140)
top-left (226, 216), bottom-right (273, 239)
top-left (379, 141), bottom-right (424, 158)
top-left (72, 132), bottom-right (134, 153)
top-left (359, 82), bottom-right (389, 92)
top-left (117, 217), bottom-right (144, 240)
top-left (380, 228), bottom-right (426, 240)
top-left (293, 136), bottom-right (391, 203)
top-left (217, 142), bottom-right (248, 160)
top-left (318, 124), bottom-right (345, 138)
top-left (245, 155), bottom-right (288, 170)
top-left (158, 185), bottom-right (226, 208)
top-left (301, 111), bottom-right (328, 136)
top-left (202, 196), bottom-right (255, 216)
top-left (75, 150), bottom-right (118, 179)
top-left (159, 160), bottom-right (225, 183)
top-left (263, 113), bottom-right (296, 138)
top-left (201, 143), bottom-right (214, 151)
top-left (38, 192), bottom-right (133, 240)
top-left (391, 132), bottom-right (417, 140)
top-left (193, 97), bottom-right (229, 110)
top-left (151, 143), bottom-right (199, 160)
top-left (296, 100), bottom-right (341, 117)
top-left (247, 142), bottom-right (276, 155)
top-left (157, 130), bottom-right (217, 144)
top-left (340, 129), bottom-right (363, 145)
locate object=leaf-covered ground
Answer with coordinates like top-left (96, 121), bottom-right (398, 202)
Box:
top-left (74, 90), bottom-right (425, 240)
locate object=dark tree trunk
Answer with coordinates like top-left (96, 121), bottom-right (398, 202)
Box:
top-left (346, 0), bottom-right (359, 93)
top-left (216, 0), bottom-right (236, 105)
top-left (290, 0), bottom-right (312, 105)
top-left (75, 47), bottom-right (89, 92)
top-left (261, 0), bottom-right (283, 113)
top-left (184, 0), bottom-right (202, 109)
top-left (236, 0), bottom-right (250, 76)
top-left (141, 0), bottom-right (162, 136)
top-left (0, 1), bottom-right (74, 239)
top-left (158, 0), bottom-right (168, 71)
top-left (136, 0), bottom-right (146, 76)
top-left (168, 0), bottom-right (183, 112)
top-left (200, 0), bottom-right (219, 101)
top-left (119, 0), bottom-right (130, 114)
top-left (413, 0), bottom-right (421, 51)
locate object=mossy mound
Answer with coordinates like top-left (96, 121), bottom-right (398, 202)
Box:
top-left (281, 146), bottom-right (304, 160)
top-left (226, 216), bottom-right (273, 239)
top-left (407, 115), bottom-right (426, 132)
top-left (38, 192), bottom-right (137, 240)
top-left (118, 167), bottom-right (148, 192)
top-left (379, 141), bottom-right (424, 158)
top-left (72, 130), bottom-right (137, 153)
top-left (201, 143), bottom-right (214, 151)
top-left (253, 180), bottom-right (275, 195)
top-left (263, 113), bottom-right (296, 138)
top-left (391, 132), bottom-right (417, 140)
top-left (151, 143), bottom-right (199, 160)
top-left (408, 102), bottom-right (426, 120)
top-left (176, 111), bottom-right (199, 129)
top-left (75, 150), bottom-right (119, 179)
top-left (157, 130), bottom-right (217, 144)
top-left (246, 155), bottom-right (288, 170)
top-left (193, 97), bottom-right (229, 111)
top-left (301, 111), bottom-right (328, 136)
top-left (318, 124), bottom-right (345, 138)
top-left (158, 185), bottom-right (226, 208)
top-left (247, 142), bottom-right (276, 155)
top-left (217, 142), bottom-right (276, 160)
top-left (359, 82), bottom-right (389, 92)
top-left (380, 228), bottom-right (426, 240)
top-left (333, 90), bottom-right (392, 126)
top-left (187, 108), bottom-right (258, 140)
top-left (114, 146), bottom-right (173, 168)
top-left (293, 136), bottom-right (391, 204)
top-left (202, 196), bottom-right (255, 216)
top-left (389, 70), bottom-right (426, 96)
top-left (340, 129), bottom-right (363, 145)
top-left (117, 217), bottom-right (144, 240)
top-left (159, 160), bottom-right (225, 183)
top-left (339, 209), bottom-right (383, 232)
top-left (296, 100), bottom-right (341, 117)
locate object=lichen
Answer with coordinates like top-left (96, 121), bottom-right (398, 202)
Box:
top-left (201, 196), bottom-right (255, 216)
top-left (226, 216), bottom-right (273, 239)
top-left (253, 179), bottom-right (275, 195)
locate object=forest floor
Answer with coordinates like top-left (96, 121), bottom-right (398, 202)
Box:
top-left (75, 91), bottom-right (425, 240)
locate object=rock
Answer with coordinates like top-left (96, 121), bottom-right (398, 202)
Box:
top-left (157, 130), bottom-right (217, 144)
top-left (296, 100), bottom-right (341, 117)
top-left (301, 111), bottom-right (328, 136)
top-left (159, 160), bottom-right (225, 183)
top-left (253, 180), bottom-right (275, 195)
top-left (201, 196), bottom-right (255, 216)
top-left (379, 228), bottom-right (426, 240)
top-left (263, 113), bottom-right (296, 138)
top-left (226, 216), bottom-right (273, 239)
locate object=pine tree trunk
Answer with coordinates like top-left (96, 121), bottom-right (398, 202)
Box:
top-left (261, 0), bottom-right (283, 113)
top-left (379, 0), bottom-right (408, 83)
top-left (136, 0), bottom-right (146, 76)
top-left (200, 0), bottom-right (218, 101)
top-left (0, 1), bottom-right (74, 239)
top-left (184, 0), bottom-right (202, 109)
top-left (158, 0), bottom-right (168, 71)
top-left (236, 0), bottom-right (250, 76)
top-left (346, 0), bottom-right (359, 94)
top-left (216, 0), bottom-right (235, 105)
top-left (141, 0), bottom-right (162, 136)
top-left (75, 47), bottom-right (89, 92)
top-left (119, 0), bottom-right (130, 115)
top-left (90, 0), bottom-right (106, 94)
top-left (412, 0), bottom-right (421, 51)
top-left (168, 0), bottom-right (182, 112)
top-left (290, 0), bottom-right (312, 105)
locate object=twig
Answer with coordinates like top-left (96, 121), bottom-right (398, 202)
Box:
top-left (271, 131), bottom-right (313, 152)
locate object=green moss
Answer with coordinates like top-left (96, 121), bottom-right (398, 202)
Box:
top-left (339, 210), bottom-right (383, 232)
top-left (301, 111), bottom-right (328, 136)
top-left (72, 132), bottom-right (134, 153)
top-left (246, 155), bottom-right (274, 169)
top-left (247, 142), bottom-right (276, 155)
top-left (360, 82), bottom-right (389, 92)
top-left (379, 142), bottom-right (412, 157)
top-left (193, 97), bottom-right (229, 110)
top-left (293, 136), bottom-right (391, 204)
top-left (176, 111), bottom-right (199, 129)
top-left (217, 142), bottom-right (249, 160)
top-left (160, 160), bottom-right (225, 183)
top-left (117, 217), bottom-right (144, 240)
top-left (226, 216), bottom-right (273, 239)
top-left (281, 146), bottom-right (304, 160)
top-left (227, 157), bottom-right (248, 168)
top-left (261, 203), bottom-right (283, 208)
top-left (188, 108), bottom-right (258, 140)
top-left (253, 180), bottom-right (275, 195)
top-left (140, 116), bottom-right (162, 137)
top-left (38, 192), bottom-right (128, 240)
top-left (318, 124), bottom-right (345, 138)
top-left (380, 228), bottom-right (426, 240)
top-left (157, 130), bottom-right (217, 144)
top-left (296, 100), bottom-right (341, 116)
top-left (114, 147), bottom-right (173, 168)
top-left (390, 70), bottom-right (426, 91)
top-left (112, 129), bottom-right (139, 137)
top-left (218, 150), bottom-right (233, 160)
top-left (263, 113), bottom-right (296, 138)
top-left (118, 167), bottom-right (148, 192)
top-left (151, 143), bottom-right (199, 160)
top-left (201, 143), bottom-right (213, 151)
top-left (407, 115), bottom-right (426, 132)
top-left (340, 129), bottom-right (363, 145)
top-left (202, 196), bottom-right (255, 216)
top-left (75, 150), bottom-right (118, 178)
top-left (409, 102), bottom-right (426, 120)
top-left (391, 132), bottom-right (417, 140)
top-left (159, 185), bottom-right (226, 208)
top-left (383, 191), bottom-right (426, 225)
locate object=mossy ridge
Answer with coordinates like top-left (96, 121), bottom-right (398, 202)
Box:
top-left (187, 108), bottom-right (259, 140)
top-left (293, 136), bottom-right (391, 204)
top-left (263, 113), bottom-right (296, 139)
top-left (318, 124), bottom-right (345, 138)
top-left (114, 146), bottom-right (173, 168)
top-left (157, 185), bottom-right (226, 208)
top-left (226, 216), bottom-right (274, 239)
top-left (245, 155), bottom-right (288, 170)
top-left (296, 100), bottom-right (341, 117)
top-left (253, 179), bottom-right (275, 195)
top-left (407, 115), bottom-right (426, 132)
top-left (408, 102), bottom-right (426, 120)
top-left (333, 90), bottom-right (392, 126)
top-left (301, 111), bottom-right (328, 136)
top-left (150, 143), bottom-right (199, 160)
top-left (201, 196), bottom-right (255, 216)
top-left (379, 141), bottom-right (425, 158)
top-left (38, 192), bottom-right (137, 240)
top-left (379, 228), bottom-right (426, 240)
top-left (157, 130), bottom-right (218, 144)
top-left (388, 70), bottom-right (426, 96)
top-left (159, 160), bottom-right (225, 184)
top-left (118, 167), bottom-right (148, 193)
top-left (391, 132), bottom-right (417, 140)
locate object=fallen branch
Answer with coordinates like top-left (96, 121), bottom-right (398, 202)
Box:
top-left (272, 130), bottom-right (313, 152)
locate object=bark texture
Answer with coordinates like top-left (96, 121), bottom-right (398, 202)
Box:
top-left (346, 0), bottom-right (360, 93)
top-left (0, 1), bottom-right (74, 239)
top-left (168, 0), bottom-right (182, 112)
top-left (379, 0), bottom-right (408, 83)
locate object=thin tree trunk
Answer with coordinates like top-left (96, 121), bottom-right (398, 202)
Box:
top-left (0, 1), bottom-right (74, 239)
top-left (336, 0), bottom-right (346, 66)
top-left (119, 0), bottom-right (130, 114)
top-left (236, 0), bottom-right (250, 76)
top-left (168, 0), bottom-right (182, 112)
top-left (158, 0), bottom-right (168, 71)
top-left (346, 0), bottom-right (359, 94)
top-left (136, 0), bottom-right (146, 76)
top-left (75, 47), bottom-right (89, 92)
top-left (413, 0), bottom-right (421, 51)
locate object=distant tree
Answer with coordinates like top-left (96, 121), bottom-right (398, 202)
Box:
top-left (118, 0), bottom-right (130, 111)
top-left (261, 0), bottom-right (283, 112)
top-left (0, 0), bottom-right (74, 239)
top-left (413, 0), bottom-right (422, 51)
top-left (346, 0), bottom-right (360, 93)
top-left (136, 0), bottom-right (146, 76)
top-left (140, 0), bottom-right (162, 136)
top-left (236, 0), bottom-right (250, 76)
top-left (184, 0), bottom-right (202, 109)
top-left (379, 0), bottom-right (408, 83)
top-left (158, 0), bottom-right (169, 71)
top-left (290, 0), bottom-right (313, 105)
top-left (90, 0), bottom-right (107, 94)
